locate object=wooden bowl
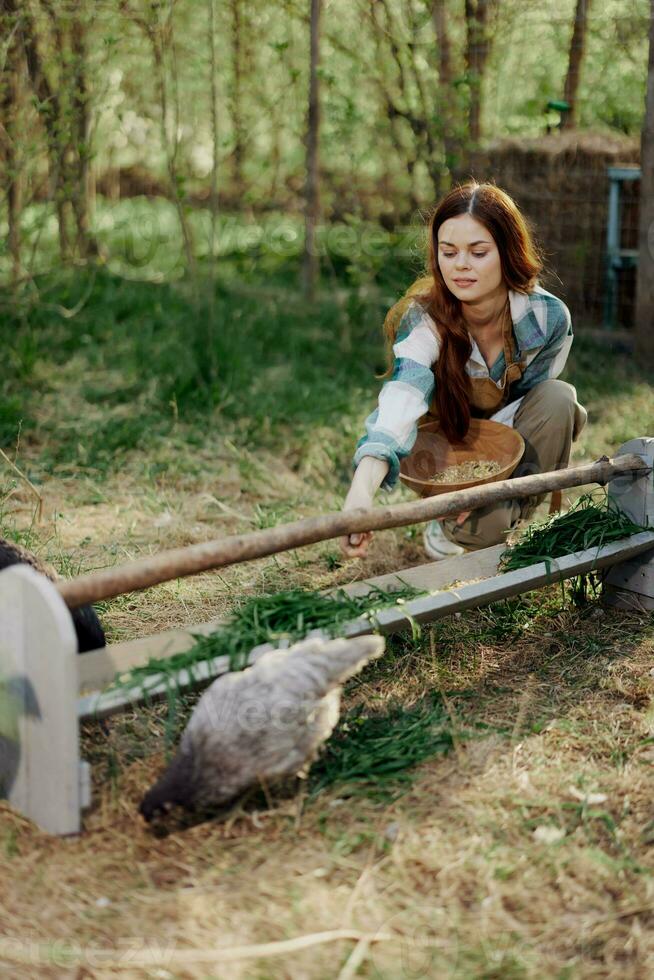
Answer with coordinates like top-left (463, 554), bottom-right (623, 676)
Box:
top-left (399, 418), bottom-right (525, 498)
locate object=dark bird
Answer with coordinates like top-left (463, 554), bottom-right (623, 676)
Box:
top-left (140, 633), bottom-right (385, 821)
top-left (0, 537), bottom-right (105, 653)
top-left (0, 674), bottom-right (41, 799)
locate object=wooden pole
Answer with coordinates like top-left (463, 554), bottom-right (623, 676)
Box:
top-left (57, 454), bottom-right (650, 609)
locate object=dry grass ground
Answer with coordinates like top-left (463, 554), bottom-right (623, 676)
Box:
top-left (1, 272), bottom-right (653, 978)
top-left (1, 597), bottom-right (652, 979)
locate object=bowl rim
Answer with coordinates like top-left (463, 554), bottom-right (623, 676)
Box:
top-left (399, 418), bottom-right (525, 490)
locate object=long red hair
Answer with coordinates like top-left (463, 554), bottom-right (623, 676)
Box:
top-left (383, 181), bottom-right (544, 442)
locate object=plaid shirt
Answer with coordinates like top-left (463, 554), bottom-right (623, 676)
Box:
top-left (354, 285), bottom-right (574, 490)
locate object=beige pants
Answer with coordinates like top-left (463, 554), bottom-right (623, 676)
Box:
top-left (441, 379), bottom-right (587, 550)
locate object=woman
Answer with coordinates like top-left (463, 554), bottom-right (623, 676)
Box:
top-left (340, 181), bottom-right (587, 560)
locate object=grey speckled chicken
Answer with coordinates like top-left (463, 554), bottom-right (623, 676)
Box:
top-left (140, 633), bottom-right (385, 820)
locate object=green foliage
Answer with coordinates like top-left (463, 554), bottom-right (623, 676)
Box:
top-left (499, 492), bottom-right (649, 573)
top-left (499, 491), bottom-right (650, 606)
top-left (309, 695), bottom-right (453, 800)
top-left (106, 582), bottom-right (427, 709)
top-left (1, 202), bottom-right (426, 474)
top-left (2, 202), bottom-right (652, 497)
top-left (1, 0), bottom-right (650, 298)
top-left (0, 388), bottom-right (29, 447)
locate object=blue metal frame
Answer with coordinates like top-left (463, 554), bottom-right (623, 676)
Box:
top-left (603, 165), bottom-right (641, 329)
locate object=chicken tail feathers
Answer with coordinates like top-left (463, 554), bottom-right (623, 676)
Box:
top-left (286, 634), bottom-right (385, 696)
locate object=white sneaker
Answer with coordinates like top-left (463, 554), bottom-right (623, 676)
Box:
top-left (423, 520), bottom-right (465, 560)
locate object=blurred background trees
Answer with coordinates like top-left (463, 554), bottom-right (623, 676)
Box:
top-left (0, 0), bottom-right (651, 345)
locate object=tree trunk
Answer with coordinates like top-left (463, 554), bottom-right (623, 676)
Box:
top-left (70, 12), bottom-right (99, 258)
top-left (561, 0), bottom-right (592, 130)
top-left (634, 0), bottom-right (654, 368)
top-left (206, 0), bottom-right (220, 383)
top-left (38, 0), bottom-right (77, 261)
top-left (148, 5), bottom-right (196, 278)
top-left (400, 2), bottom-right (443, 196)
top-left (433, 0), bottom-right (452, 86)
top-left (302, 0), bottom-right (322, 302)
top-left (432, 0), bottom-right (463, 181)
top-left (464, 0), bottom-right (494, 145)
top-left (0, 4), bottom-right (24, 284)
top-left (229, 0), bottom-right (245, 192)
top-left (14, 0), bottom-right (73, 261)
top-left (208, 0), bottom-right (220, 264)
top-left (372, 0), bottom-right (428, 207)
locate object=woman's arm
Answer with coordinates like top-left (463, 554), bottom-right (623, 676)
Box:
top-left (340, 303), bottom-right (439, 557)
top-left (340, 456), bottom-right (390, 558)
top-left (352, 303), bottom-right (439, 487)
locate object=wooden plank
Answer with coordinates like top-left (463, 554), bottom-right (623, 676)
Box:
top-left (608, 439), bottom-right (654, 527)
top-left (78, 618), bottom-right (224, 695)
top-left (604, 439), bottom-right (654, 611)
top-left (77, 531), bottom-right (654, 722)
top-left (341, 532), bottom-right (654, 637)
top-left (78, 544), bottom-right (506, 694)
top-left (78, 548), bottom-right (504, 693)
top-left (79, 651), bottom-right (228, 720)
top-left (342, 545), bottom-right (504, 598)
top-left (0, 565), bottom-right (81, 835)
top-left (604, 548), bottom-right (654, 592)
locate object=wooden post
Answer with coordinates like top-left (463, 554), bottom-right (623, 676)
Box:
top-left (604, 437), bottom-right (654, 611)
top-left (0, 564), bottom-right (85, 834)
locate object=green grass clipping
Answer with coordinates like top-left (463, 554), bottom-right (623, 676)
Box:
top-left (498, 490), bottom-right (649, 605)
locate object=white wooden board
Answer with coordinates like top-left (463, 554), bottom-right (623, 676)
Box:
top-left (608, 438), bottom-right (654, 527)
top-left (342, 545), bottom-right (505, 597)
top-left (78, 617), bottom-right (225, 695)
top-left (604, 548), bottom-right (654, 593)
top-left (604, 439), bottom-right (654, 611)
top-left (0, 565), bottom-right (81, 835)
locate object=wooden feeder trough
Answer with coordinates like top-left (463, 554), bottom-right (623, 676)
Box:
top-left (400, 418), bottom-right (525, 497)
top-left (0, 438), bottom-right (653, 836)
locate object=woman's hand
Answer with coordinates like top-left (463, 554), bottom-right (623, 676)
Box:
top-left (340, 484), bottom-right (374, 558)
top-left (339, 456), bottom-right (390, 560)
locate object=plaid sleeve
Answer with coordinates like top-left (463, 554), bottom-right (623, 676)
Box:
top-left (512, 301), bottom-right (573, 396)
top-left (353, 302), bottom-right (438, 491)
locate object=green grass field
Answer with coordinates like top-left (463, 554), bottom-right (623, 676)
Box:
top-left (1, 210), bottom-right (653, 978)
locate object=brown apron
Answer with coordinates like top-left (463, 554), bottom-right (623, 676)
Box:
top-left (462, 297), bottom-right (525, 418)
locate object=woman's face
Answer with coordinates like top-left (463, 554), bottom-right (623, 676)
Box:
top-left (436, 214), bottom-right (504, 302)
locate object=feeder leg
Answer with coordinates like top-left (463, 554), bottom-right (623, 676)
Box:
top-left (0, 564), bottom-right (83, 834)
top-left (604, 437), bottom-right (654, 612)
